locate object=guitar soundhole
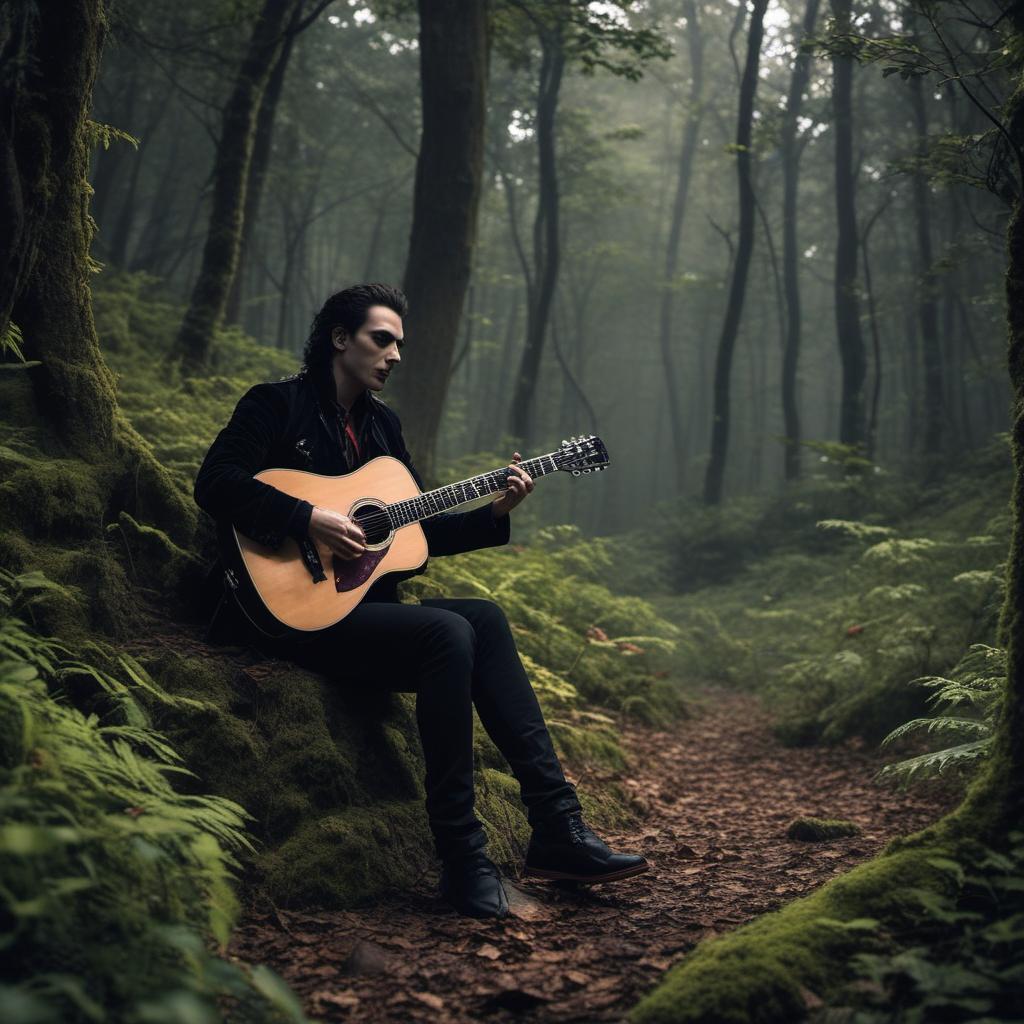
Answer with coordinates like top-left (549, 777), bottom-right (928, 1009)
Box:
top-left (351, 501), bottom-right (391, 546)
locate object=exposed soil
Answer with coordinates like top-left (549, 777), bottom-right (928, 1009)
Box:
top-left (229, 691), bottom-right (956, 1023)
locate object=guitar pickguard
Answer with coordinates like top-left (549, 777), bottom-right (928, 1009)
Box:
top-left (333, 547), bottom-right (390, 592)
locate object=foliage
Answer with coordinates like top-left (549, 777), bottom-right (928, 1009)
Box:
top-left (878, 644), bottom-right (1005, 786)
top-left (631, 436), bottom-right (1011, 746)
top-left (825, 833), bottom-right (1024, 1023)
top-left (0, 570), bottom-right (306, 1024)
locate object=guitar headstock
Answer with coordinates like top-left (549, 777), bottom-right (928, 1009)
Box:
top-left (555, 435), bottom-right (610, 476)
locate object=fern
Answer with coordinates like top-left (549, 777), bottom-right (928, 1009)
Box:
top-left (84, 120), bottom-right (139, 151)
top-left (0, 570), bottom-right (306, 1022)
top-left (878, 645), bottom-right (1005, 786)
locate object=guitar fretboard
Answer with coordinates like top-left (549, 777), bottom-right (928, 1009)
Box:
top-left (386, 454), bottom-right (561, 529)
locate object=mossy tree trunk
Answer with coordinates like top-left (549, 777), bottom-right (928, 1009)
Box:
top-left (0, 0), bottom-right (192, 561)
top-left (0, 1), bottom-right (119, 451)
top-left (394, 0), bottom-right (489, 482)
top-left (173, 0), bottom-right (303, 373)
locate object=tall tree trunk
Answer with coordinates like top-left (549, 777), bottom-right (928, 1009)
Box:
top-left (0, 0), bottom-right (190, 542)
top-left (657, 0), bottom-right (704, 494)
top-left (173, 0), bottom-right (302, 373)
top-left (509, 19), bottom-right (566, 446)
top-left (780, 0), bottom-right (821, 481)
top-left (909, 67), bottom-right (945, 459)
top-left (831, 0), bottom-right (867, 450)
top-left (225, 23), bottom-right (297, 326)
top-left (393, 0), bottom-right (489, 483)
top-left (703, 0), bottom-right (770, 506)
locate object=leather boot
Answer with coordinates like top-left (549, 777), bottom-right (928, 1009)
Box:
top-left (439, 851), bottom-right (509, 918)
top-left (523, 811), bottom-right (649, 883)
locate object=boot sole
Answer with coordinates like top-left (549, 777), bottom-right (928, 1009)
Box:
top-left (522, 861), bottom-right (650, 884)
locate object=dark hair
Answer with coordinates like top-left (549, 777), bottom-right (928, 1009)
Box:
top-left (302, 283), bottom-right (408, 373)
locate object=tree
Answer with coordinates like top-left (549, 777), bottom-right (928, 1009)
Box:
top-left (391, 0), bottom-right (490, 483)
top-left (173, 0), bottom-right (308, 373)
top-left (831, 0), bottom-right (868, 451)
top-left (779, 0), bottom-right (822, 482)
top-left (0, 1), bottom-right (190, 544)
top-left (501, 0), bottom-right (670, 448)
top-left (703, 0), bottom-right (770, 506)
top-left (658, 0), bottom-right (705, 495)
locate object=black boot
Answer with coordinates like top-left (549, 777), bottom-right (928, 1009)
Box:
top-left (523, 811), bottom-right (649, 883)
top-left (439, 851), bottom-right (509, 919)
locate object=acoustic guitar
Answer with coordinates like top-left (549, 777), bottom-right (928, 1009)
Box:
top-left (219, 435), bottom-right (609, 636)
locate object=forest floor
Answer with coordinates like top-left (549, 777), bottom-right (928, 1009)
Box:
top-left (229, 691), bottom-right (956, 1024)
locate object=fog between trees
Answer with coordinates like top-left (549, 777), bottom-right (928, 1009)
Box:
top-left (87, 0), bottom-right (1013, 534)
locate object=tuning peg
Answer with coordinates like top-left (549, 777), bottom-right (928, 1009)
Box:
top-left (562, 439), bottom-right (568, 446)
top-left (572, 469), bottom-right (580, 476)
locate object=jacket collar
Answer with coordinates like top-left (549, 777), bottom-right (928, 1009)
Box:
top-left (302, 363), bottom-right (389, 453)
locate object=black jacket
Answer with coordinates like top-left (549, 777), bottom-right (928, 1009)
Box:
top-left (193, 366), bottom-right (510, 632)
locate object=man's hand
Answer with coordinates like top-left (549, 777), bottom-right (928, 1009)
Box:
top-left (492, 452), bottom-right (533, 518)
top-left (308, 506), bottom-right (367, 560)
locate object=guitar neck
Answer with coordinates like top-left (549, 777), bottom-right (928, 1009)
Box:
top-left (386, 454), bottom-right (560, 529)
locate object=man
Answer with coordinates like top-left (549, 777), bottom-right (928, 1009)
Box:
top-left (194, 283), bottom-right (648, 919)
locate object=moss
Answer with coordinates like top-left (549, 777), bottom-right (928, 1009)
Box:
top-left (260, 800), bottom-right (432, 907)
top-left (549, 718), bottom-right (627, 771)
top-left (628, 820), bottom-right (968, 1024)
top-left (475, 766), bottom-right (531, 868)
top-left (786, 817), bottom-right (861, 842)
top-left (0, 457), bottom-right (105, 539)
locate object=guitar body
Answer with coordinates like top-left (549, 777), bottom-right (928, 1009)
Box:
top-left (216, 433), bottom-right (609, 638)
top-left (220, 456), bottom-right (428, 636)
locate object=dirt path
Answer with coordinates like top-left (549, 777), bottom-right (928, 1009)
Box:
top-left (230, 692), bottom-right (955, 1023)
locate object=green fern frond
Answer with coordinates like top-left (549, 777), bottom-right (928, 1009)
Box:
top-left (816, 519), bottom-right (896, 541)
top-left (1, 321), bottom-right (25, 361)
top-left (878, 738), bottom-right (993, 784)
top-left (85, 120), bottom-right (140, 151)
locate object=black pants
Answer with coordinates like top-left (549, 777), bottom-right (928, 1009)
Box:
top-left (238, 595), bottom-right (581, 860)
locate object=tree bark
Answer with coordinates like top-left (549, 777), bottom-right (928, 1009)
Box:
top-left (225, 21), bottom-right (297, 326)
top-left (0, 0), bottom-right (191, 543)
top-left (509, 17), bottom-right (566, 446)
top-left (173, 0), bottom-right (303, 372)
top-left (830, 0), bottom-right (867, 450)
top-left (703, 0), bottom-right (770, 506)
top-left (657, 0), bottom-right (704, 494)
top-left (0, 1), bottom-right (117, 450)
top-left (779, 0), bottom-right (821, 481)
top-left (393, 0), bottom-right (489, 483)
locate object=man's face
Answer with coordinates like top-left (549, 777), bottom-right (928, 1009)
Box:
top-left (332, 304), bottom-right (404, 393)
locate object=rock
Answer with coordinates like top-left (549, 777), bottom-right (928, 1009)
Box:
top-left (786, 817), bottom-right (862, 842)
top-left (341, 939), bottom-right (391, 976)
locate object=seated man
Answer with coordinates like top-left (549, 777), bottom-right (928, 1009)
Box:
top-left (194, 282), bottom-right (648, 918)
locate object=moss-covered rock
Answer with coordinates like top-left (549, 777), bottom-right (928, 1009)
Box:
top-left (786, 817), bottom-right (861, 842)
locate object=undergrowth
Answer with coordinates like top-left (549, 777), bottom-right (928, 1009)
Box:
top-left (0, 570), bottom-right (305, 1023)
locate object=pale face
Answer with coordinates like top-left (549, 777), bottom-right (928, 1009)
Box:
top-left (331, 304), bottom-right (404, 403)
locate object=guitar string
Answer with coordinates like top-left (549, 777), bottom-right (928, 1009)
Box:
top-left (343, 458), bottom-right (556, 533)
top-left (315, 452), bottom-right (602, 536)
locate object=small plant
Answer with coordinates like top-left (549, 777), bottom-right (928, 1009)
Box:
top-left (878, 644), bottom-right (1005, 786)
